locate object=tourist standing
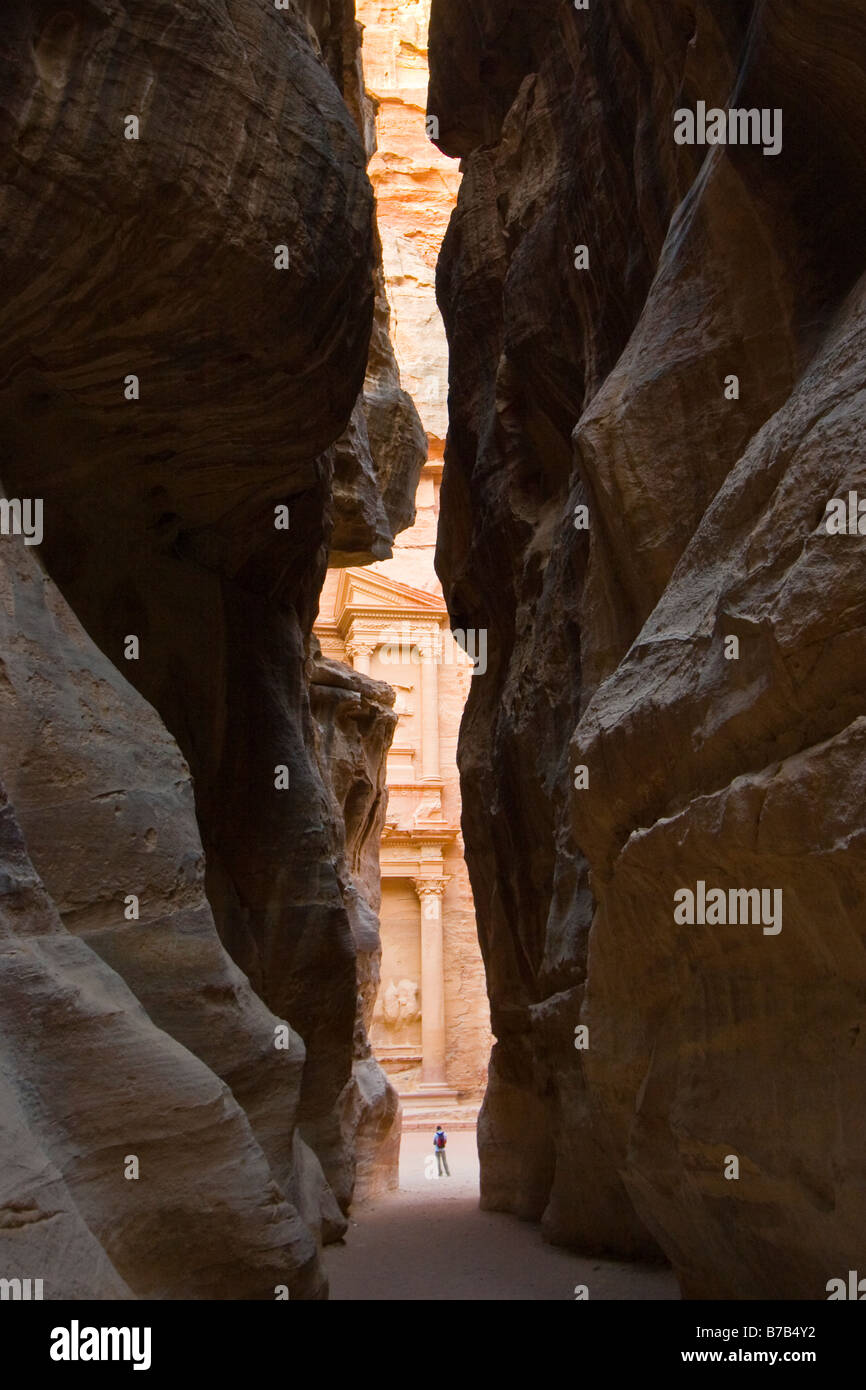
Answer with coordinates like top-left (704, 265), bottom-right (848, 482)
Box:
top-left (433, 1124), bottom-right (450, 1177)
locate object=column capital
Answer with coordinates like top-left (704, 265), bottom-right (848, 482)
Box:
top-left (413, 876), bottom-right (450, 900)
top-left (344, 622), bottom-right (379, 673)
top-left (345, 636), bottom-right (375, 661)
top-left (344, 617), bottom-right (384, 653)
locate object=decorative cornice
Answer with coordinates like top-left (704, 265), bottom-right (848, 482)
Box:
top-left (381, 825), bottom-right (457, 844)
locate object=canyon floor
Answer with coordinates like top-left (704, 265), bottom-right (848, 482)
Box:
top-left (325, 1130), bottom-right (680, 1301)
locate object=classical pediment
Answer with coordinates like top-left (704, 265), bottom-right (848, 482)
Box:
top-left (332, 567), bottom-right (447, 624)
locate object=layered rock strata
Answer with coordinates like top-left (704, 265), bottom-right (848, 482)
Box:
top-left (430, 0), bottom-right (866, 1297)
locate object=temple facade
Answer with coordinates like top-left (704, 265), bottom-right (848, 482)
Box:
top-left (316, 463), bottom-right (491, 1107)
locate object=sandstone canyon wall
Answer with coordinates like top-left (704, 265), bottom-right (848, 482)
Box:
top-left (430, 0), bottom-right (866, 1298)
top-left (309, 646), bottom-right (403, 1195)
top-left (0, 0), bottom-right (421, 1296)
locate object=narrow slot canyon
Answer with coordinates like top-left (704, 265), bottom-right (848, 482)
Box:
top-left (0, 0), bottom-right (865, 1332)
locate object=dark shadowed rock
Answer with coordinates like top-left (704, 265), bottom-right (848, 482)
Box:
top-left (0, 0), bottom-right (419, 1296)
top-left (430, 0), bottom-right (866, 1296)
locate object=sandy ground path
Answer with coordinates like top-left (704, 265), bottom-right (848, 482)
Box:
top-left (325, 1130), bottom-right (680, 1301)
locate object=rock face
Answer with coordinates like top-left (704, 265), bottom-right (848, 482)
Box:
top-left (430, 0), bottom-right (866, 1297)
top-left (0, 0), bottom-right (417, 1297)
top-left (334, 2), bottom-right (429, 561)
top-left (309, 647), bottom-right (402, 1196)
top-left (0, 537), bottom-right (324, 1297)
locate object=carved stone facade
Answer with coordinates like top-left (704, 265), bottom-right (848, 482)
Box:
top-left (316, 516), bottom-right (491, 1103)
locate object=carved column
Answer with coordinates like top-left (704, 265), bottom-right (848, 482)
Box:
top-left (345, 636), bottom-right (375, 676)
top-left (419, 628), bottom-right (441, 780)
top-left (414, 876), bottom-right (449, 1086)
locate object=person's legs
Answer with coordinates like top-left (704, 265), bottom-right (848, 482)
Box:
top-left (436, 1149), bottom-right (445, 1176)
top-left (442, 1149), bottom-right (450, 1176)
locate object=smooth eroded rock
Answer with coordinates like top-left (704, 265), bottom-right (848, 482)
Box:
top-left (430, 0), bottom-right (866, 1295)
